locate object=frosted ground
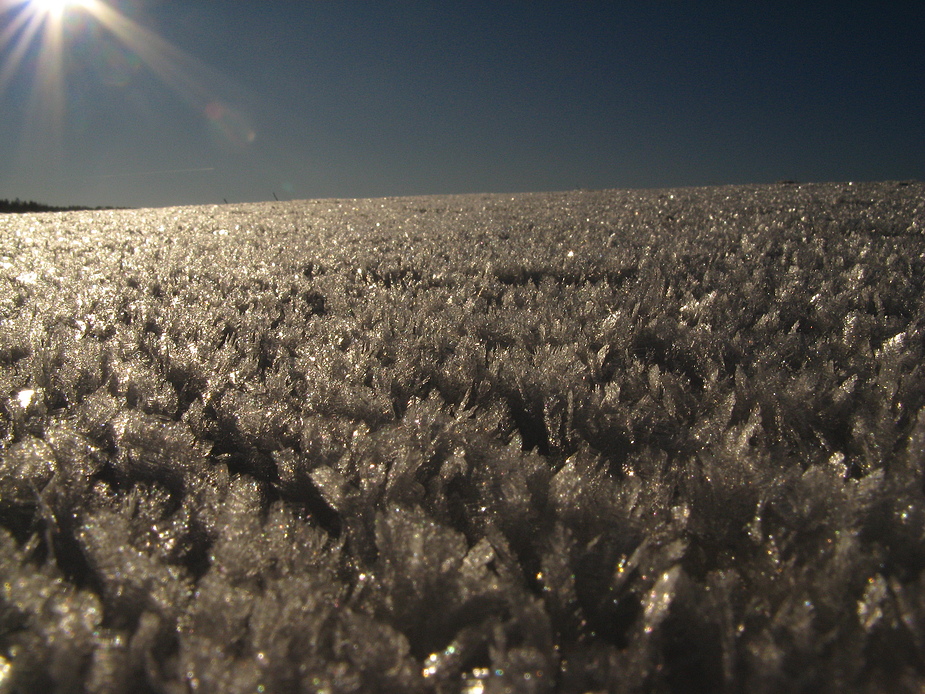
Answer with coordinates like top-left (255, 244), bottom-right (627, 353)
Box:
top-left (1, 181), bottom-right (924, 692)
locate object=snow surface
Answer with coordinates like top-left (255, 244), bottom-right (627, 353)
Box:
top-left (1, 181), bottom-right (924, 692)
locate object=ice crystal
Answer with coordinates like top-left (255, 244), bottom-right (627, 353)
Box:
top-left (1, 182), bottom-right (924, 691)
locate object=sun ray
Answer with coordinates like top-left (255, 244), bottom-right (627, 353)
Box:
top-left (0, 0), bottom-right (70, 167)
top-left (1, 0), bottom-right (255, 182)
top-left (0, 6), bottom-right (47, 97)
top-left (79, 1), bottom-right (256, 147)
top-left (84, 1), bottom-right (222, 111)
top-left (31, 0), bottom-right (69, 16)
top-left (32, 0), bottom-right (66, 135)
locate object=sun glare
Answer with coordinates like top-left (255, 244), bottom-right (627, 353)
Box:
top-left (30, 0), bottom-right (73, 16)
top-left (0, 0), bottom-right (253, 172)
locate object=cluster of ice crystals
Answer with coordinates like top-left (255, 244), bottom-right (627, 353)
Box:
top-left (1, 182), bottom-right (924, 691)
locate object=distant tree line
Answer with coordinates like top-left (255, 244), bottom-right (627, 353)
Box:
top-left (0, 198), bottom-right (118, 213)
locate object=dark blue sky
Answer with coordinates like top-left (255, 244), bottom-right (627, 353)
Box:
top-left (1, 1), bottom-right (922, 208)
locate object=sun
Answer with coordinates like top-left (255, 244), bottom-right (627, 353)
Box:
top-left (31, 0), bottom-right (68, 13)
top-left (27, 0), bottom-right (85, 17)
top-left (1, 0), bottom-right (253, 175)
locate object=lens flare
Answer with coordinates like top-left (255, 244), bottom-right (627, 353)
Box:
top-left (0, 0), bottom-right (254, 174)
top-left (30, 0), bottom-right (67, 15)
top-left (0, 0), bottom-right (71, 163)
top-left (28, 0), bottom-right (88, 16)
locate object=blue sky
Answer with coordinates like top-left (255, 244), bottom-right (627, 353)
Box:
top-left (0, 1), bottom-right (922, 208)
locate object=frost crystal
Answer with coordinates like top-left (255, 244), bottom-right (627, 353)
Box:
top-left (1, 182), bottom-right (923, 691)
